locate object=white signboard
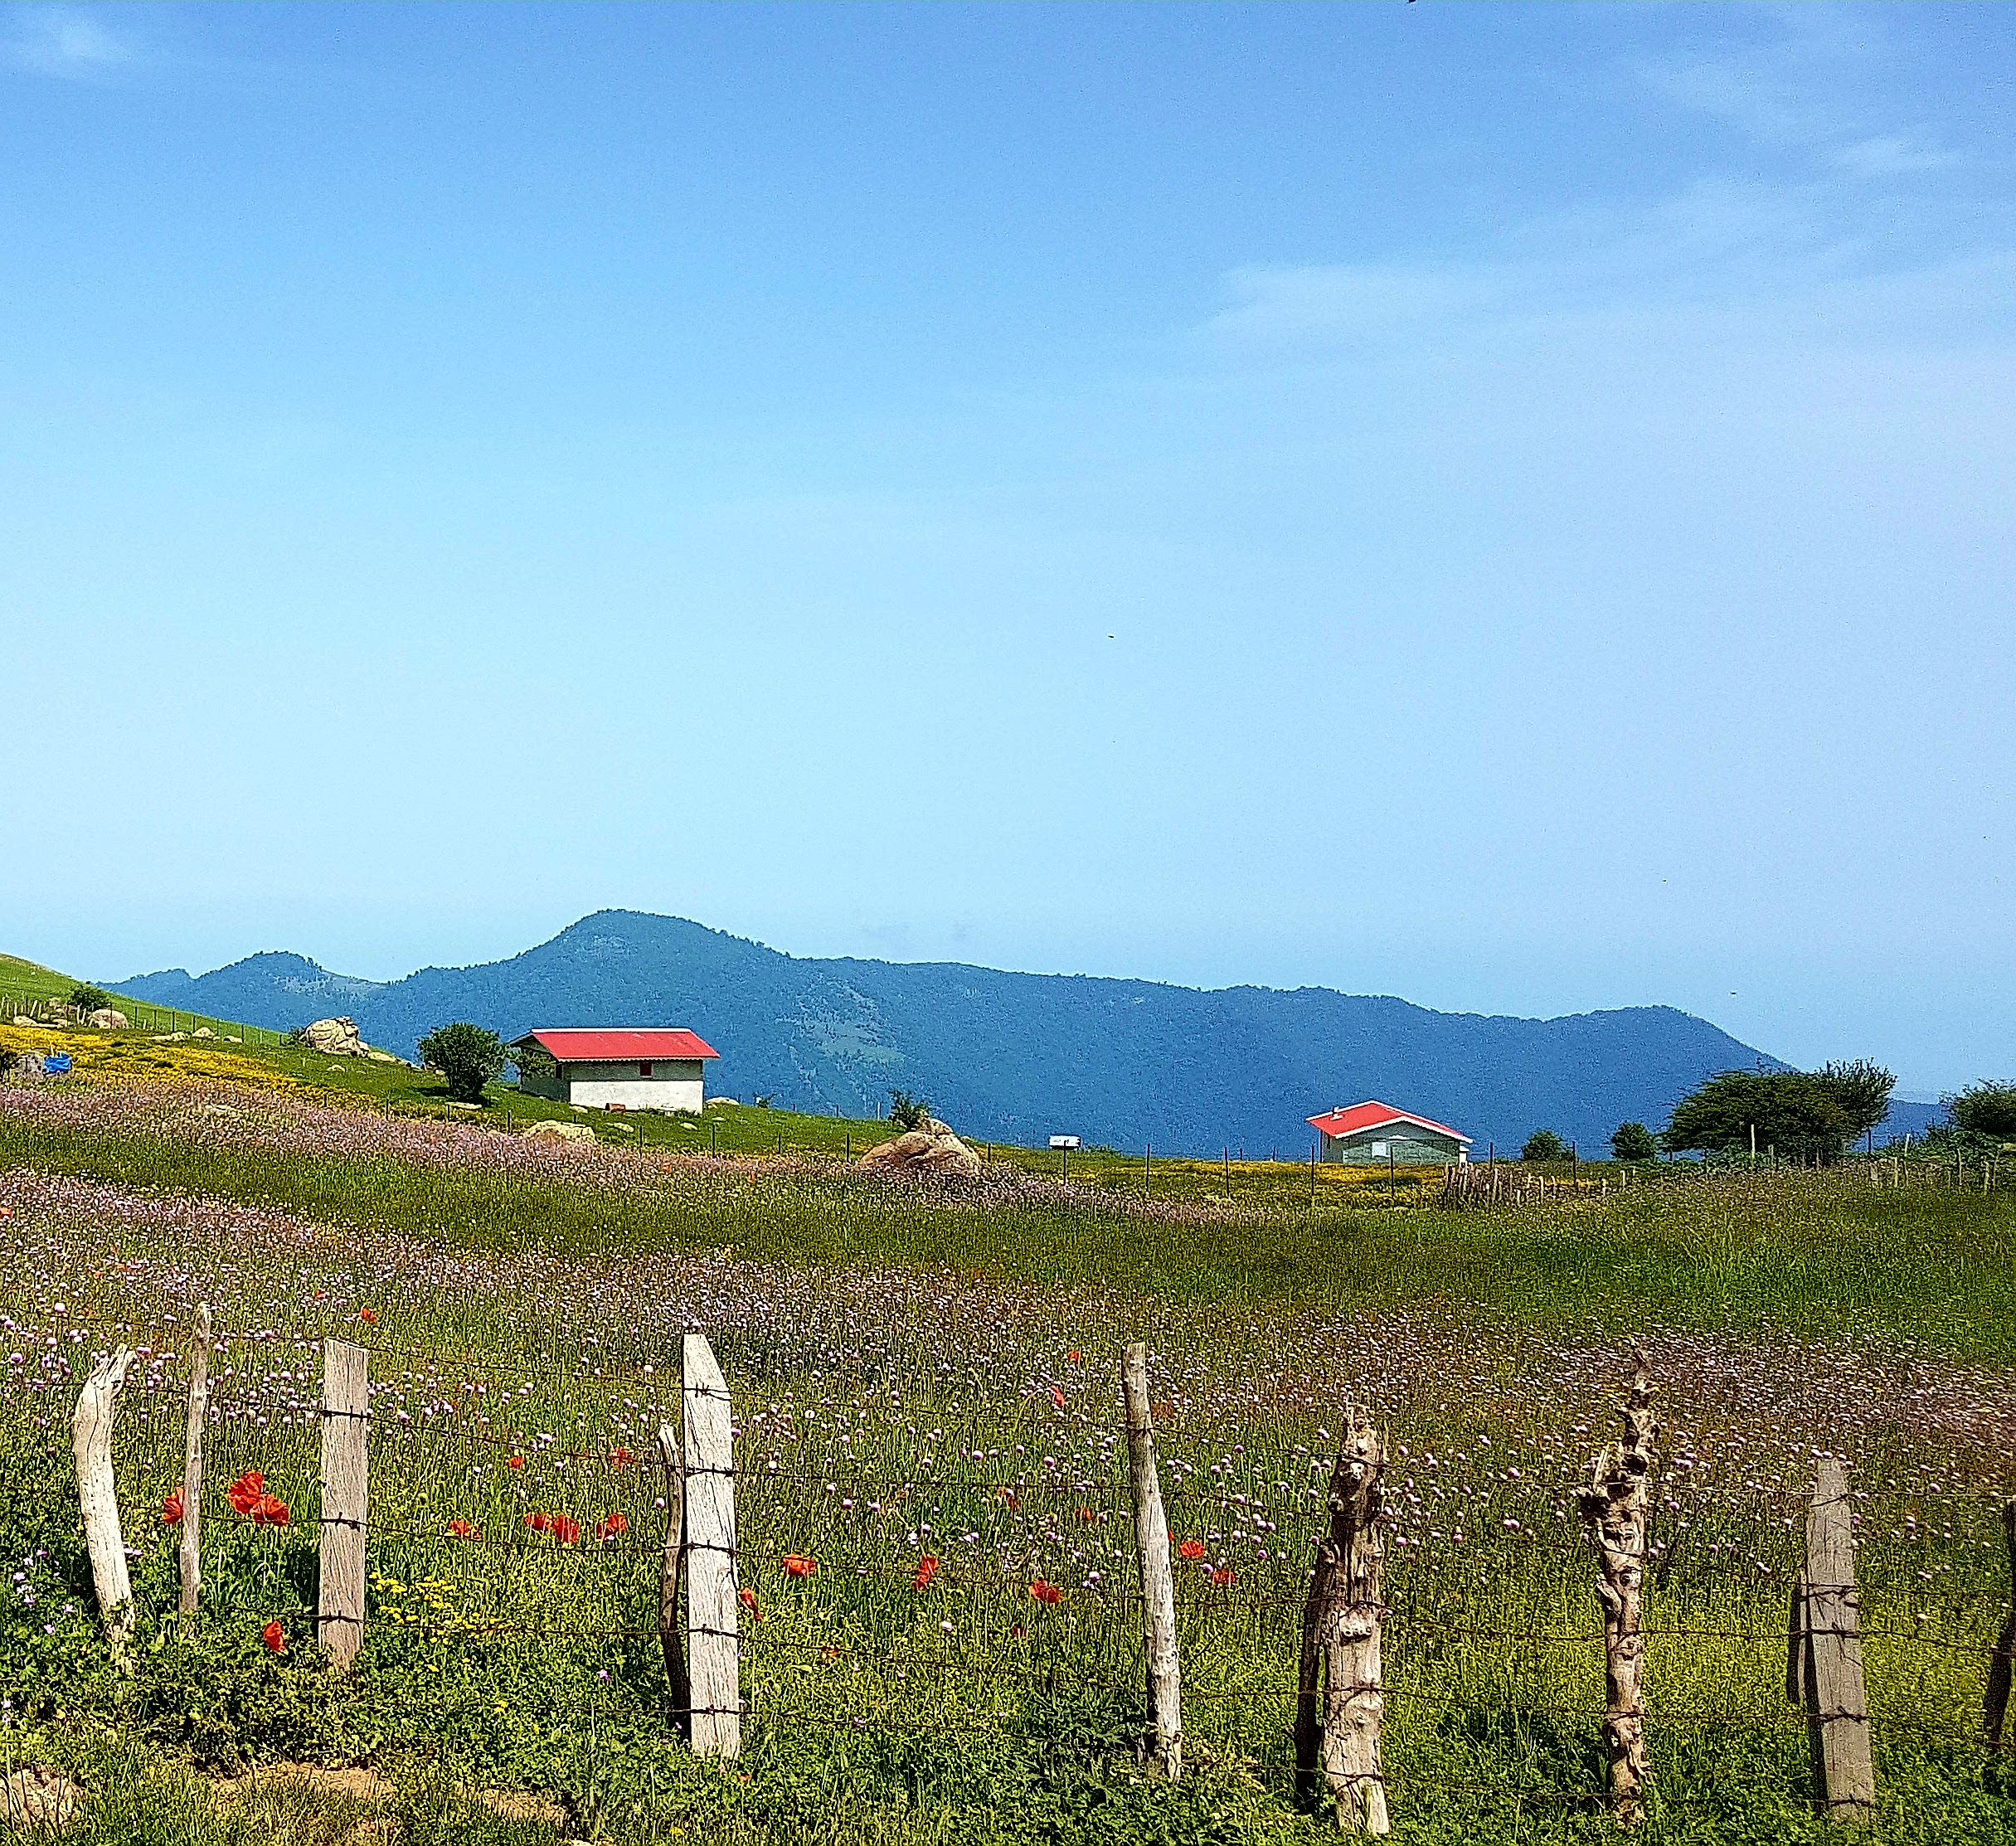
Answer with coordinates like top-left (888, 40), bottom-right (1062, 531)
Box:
top-left (1049, 1134), bottom-right (1081, 1149)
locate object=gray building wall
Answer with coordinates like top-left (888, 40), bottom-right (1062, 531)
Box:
top-left (1321, 1126), bottom-right (1466, 1166)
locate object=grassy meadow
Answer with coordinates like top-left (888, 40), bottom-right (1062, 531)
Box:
top-left (1, 997), bottom-right (2013, 1844)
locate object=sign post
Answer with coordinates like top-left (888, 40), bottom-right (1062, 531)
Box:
top-left (1050, 1134), bottom-right (1080, 1183)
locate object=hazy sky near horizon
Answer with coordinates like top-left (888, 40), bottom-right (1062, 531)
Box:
top-left (2, 2), bottom-right (2011, 1095)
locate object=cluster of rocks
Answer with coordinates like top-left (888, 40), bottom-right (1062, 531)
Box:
top-left (854, 1118), bottom-right (984, 1179)
top-left (295, 1017), bottom-right (402, 1063)
top-left (8, 1001), bottom-right (124, 1029)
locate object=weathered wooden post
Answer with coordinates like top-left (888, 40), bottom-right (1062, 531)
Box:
top-left (1120, 1343), bottom-right (1182, 1777)
top-left (1295, 1407), bottom-right (1389, 1833)
top-left (1788, 1456), bottom-right (1875, 1820)
top-left (1989, 1499), bottom-right (2015, 1752)
top-left (1576, 1357), bottom-right (1656, 1824)
top-left (71, 1346), bottom-right (138, 1664)
top-left (317, 1338), bottom-right (369, 1669)
top-left (177, 1304), bottom-right (212, 1616)
top-left (683, 1333), bottom-right (740, 1757)
top-left (657, 1421), bottom-right (692, 1737)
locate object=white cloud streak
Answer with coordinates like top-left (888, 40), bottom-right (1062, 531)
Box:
top-left (2, 3), bottom-right (137, 80)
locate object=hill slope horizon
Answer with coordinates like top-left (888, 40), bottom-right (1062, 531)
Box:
top-left (96, 910), bottom-right (1871, 1156)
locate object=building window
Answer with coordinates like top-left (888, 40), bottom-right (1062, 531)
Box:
top-left (639, 1062), bottom-right (653, 1076)
top-left (1369, 1141), bottom-right (1387, 1157)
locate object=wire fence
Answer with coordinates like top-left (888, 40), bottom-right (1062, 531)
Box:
top-left (36, 1316), bottom-right (2009, 1822)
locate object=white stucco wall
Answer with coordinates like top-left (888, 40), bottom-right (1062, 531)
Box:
top-left (560, 1058), bottom-right (706, 1114)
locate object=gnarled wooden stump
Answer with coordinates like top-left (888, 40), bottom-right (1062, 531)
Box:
top-left (1295, 1407), bottom-right (1388, 1834)
top-left (1576, 1358), bottom-right (1657, 1824)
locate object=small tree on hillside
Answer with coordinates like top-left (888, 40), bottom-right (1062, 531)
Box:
top-left (888, 1090), bottom-right (932, 1133)
top-left (1951, 1081), bottom-right (2016, 1141)
top-left (418, 1022), bottom-right (505, 1105)
top-left (1610, 1121), bottom-right (1657, 1163)
top-left (1522, 1129), bottom-right (1567, 1163)
top-left (1811, 1061), bottom-right (1896, 1145)
top-left (69, 984), bottom-right (112, 1013)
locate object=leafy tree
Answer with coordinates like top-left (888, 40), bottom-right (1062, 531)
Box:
top-left (1810, 1061), bottom-right (1896, 1144)
top-left (1951, 1081), bottom-right (2016, 1141)
top-left (417, 1022), bottom-right (504, 1105)
top-left (889, 1089), bottom-right (933, 1132)
top-left (508, 1040), bottom-right (558, 1081)
top-left (1660, 1068), bottom-right (1854, 1163)
top-left (69, 984), bottom-right (112, 1013)
top-left (1610, 1121), bottom-right (1657, 1163)
top-left (1521, 1129), bottom-right (1567, 1163)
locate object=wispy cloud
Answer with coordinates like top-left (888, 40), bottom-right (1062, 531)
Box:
top-left (1640, 8), bottom-right (1963, 178)
top-left (2, 3), bottom-right (138, 80)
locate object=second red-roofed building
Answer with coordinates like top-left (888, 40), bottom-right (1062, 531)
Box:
top-left (1307, 1100), bottom-right (1471, 1166)
top-left (508, 1027), bottom-right (720, 1115)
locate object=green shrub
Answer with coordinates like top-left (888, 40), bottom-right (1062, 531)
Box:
top-left (1520, 1129), bottom-right (1566, 1163)
top-left (69, 984), bottom-right (113, 1013)
top-left (416, 1023), bottom-right (505, 1105)
top-left (1951, 1081), bottom-right (2016, 1140)
top-left (887, 1090), bottom-right (931, 1132)
top-left (1610, 1121), bottom-right (1657, 1162)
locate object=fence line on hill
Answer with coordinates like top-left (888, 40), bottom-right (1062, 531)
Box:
top-left (0, 992), bottom-right (290, 1047)
top-left (47, 1314), bottom-right (2016, 1831)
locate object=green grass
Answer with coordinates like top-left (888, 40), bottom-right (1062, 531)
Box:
top-left (3, 972), bottom-right (2014, 1844)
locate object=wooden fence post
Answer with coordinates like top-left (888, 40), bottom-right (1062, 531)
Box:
top-left (1792, 1456), bottom-right (1875, 1821)
top-left (177, 1304), bottom-right (211, 1615)
top-left (658, 1421), bottom-right (692, 1737)
top-left (1576, 1357), bottom-right (1656, 1824)
top-left (1295, 1407), bottom-right (1389, 1834)
top-left (71, 1345), bottom-right (138, 1665)
top-left (683, 1333), bottom-right (740, 1757)
top-left (1989, 1499), bottom-right (2015, 1752)
top-left (1120, 1343), bottom-right (1181, 1777)
top-left (317, 1338), bottom-right (369, 1670)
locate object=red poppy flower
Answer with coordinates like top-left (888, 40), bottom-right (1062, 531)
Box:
top-left (1048, 1385), bottom-right (1066, 1410)
top-left (261, 1620), bottom-right (285, 1654)
top-left (252, 1493), bottom-right (289, 1528)
top-left (356, 1308), bottom-right (376, 1324)
top-left (1066, 1349), bottom-right (1081, 1362)
top-left (508, 1455), bottom-right (525, 1470)
top-left (737, 1586), bottom-right (760, 1620)
top-left (1029, 1580), bottom-right (1061, 1606)
top-left (783, 1554), bottom-right (817, 1577)
top-left (226, 1470), bottom-right (265, 1516)
top-left (548, 1514), bottom-right (580, 1546)
top-left (1178, 1539), bottom-right (1206, 1562)
top-left (1209, 1568), bottom-right (1236, 1589)
top-left (911, 1555), bottom-right (939, 1591)
top-left (608, 1446), bottom-right (635, 1470)
top-left (447, 1518), bottom-right (476, 1538)
top-left (594, 1513), bottom-right (629, 1542)
top-left (1076, 1507), bottom-right (1095, 1523)
top-left (526, 1511), bottom-right (549, 1533)
top-left (162, 1489), bottom-right (184, 1526)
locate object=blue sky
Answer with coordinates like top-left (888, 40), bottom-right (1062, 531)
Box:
top-left (2, 2), bottom-right (2010, 1096)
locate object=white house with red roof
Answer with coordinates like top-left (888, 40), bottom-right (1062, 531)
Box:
top-left (1307, 1100), bottom-right (1471, 1166)
top-left (508, 1028), bottom-right (720, 1115)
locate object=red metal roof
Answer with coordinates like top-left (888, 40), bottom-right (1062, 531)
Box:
top-left (1306, 1100), bottom-right (1470, 1144)
top-left (516, 1029), bottom-right (719, 1061)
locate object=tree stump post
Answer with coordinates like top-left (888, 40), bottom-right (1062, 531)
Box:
top-left (657, 1421), bottom-right (692, 1738)
top-left (1794, 1455), bottom-right (1874, 1820)
top-left (1121, 1343), bottom-right (1182, 1777)
top-left (177, 1304), bottom-right (212, 1616)
top-left (317, 1338), bottom-right (369, 1670)
top-left (71, 1345), bottom-right (138, 1665)
top-left (683, 1333), bottom-right (741, 1758)
top-left (1576, 1358), bottom-right (1657, 1824)
top-left (1989, 1499), bottom-right (2016, 1752)
top-left (1295, 1407), bottom-right (1389, 1834)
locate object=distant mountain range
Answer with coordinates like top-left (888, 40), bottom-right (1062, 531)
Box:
top-left (106, 910), bottom-right (1938, 1156)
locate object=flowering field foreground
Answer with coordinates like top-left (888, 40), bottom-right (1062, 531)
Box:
top-left (2, 1081), bottom-right (2014, 1844)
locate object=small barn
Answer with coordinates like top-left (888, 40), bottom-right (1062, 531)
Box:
top-left (508, 1028), bottom-right (720, 1115)
top-left (1308, 1100), bottom-right (1471, 1166)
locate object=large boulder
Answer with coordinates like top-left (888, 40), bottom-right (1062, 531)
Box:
top-left (856, 1118), bottom-right (984, 1180)
top-left (85, 1008), bottom-right (128, 1029)
top-left (299, 1017), bottom-right (366, 1056)
top-left (523, 1119), bottom-right (596, 1144)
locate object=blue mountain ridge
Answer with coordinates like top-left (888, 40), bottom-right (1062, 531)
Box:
top-left (109, 909), bottom-right (1925, 1156)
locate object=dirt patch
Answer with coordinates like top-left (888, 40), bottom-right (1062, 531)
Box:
top-left (214, 1763), bottom-right (569, 1829)
top-left (2, 1766), bottom-right (83, 1832)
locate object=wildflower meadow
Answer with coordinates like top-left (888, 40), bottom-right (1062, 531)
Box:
top-left (1, 1074), bottom-right (2013, 1844)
